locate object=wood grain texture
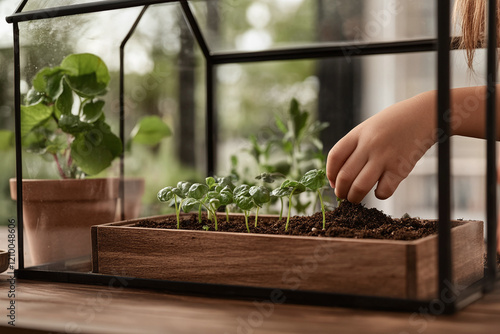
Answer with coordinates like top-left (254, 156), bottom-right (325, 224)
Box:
top-left (92, 216), bottom-right (484, 300)
top-left (412, 221), bottom-right (484, 300)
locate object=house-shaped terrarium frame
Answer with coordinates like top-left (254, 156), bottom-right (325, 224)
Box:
top-left (5, 0), bottom-right (499, 313)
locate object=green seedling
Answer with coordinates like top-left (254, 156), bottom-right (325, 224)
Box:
top-left (183, 182), bottom-right (209, 225)
top-left (177, 181), bottom-right (193, 197)
top-left (218, 185), bottom-right (234, 223)
top-left (206, 176), bottom-right (217, 190)
top-left (204, 191), bottom-right (221, 230)
top-left (157, 186), bottom-right (184, 229)
top-left (300, 169), bottom-right (327, 230)
top-left (278, 179), bottom-right (306, 231)
top-left (181, 178), bottom-right (235, 231)
top-left (270, 187), bottom-right (290, 221)
top-left (255, 172), bottom-right (285, 217)
top-left (249, 185), bottom-right (271, 227)
top-left (233, 184), bottom-right (251, 199)
top-left (216, 176), bottom-right (236, 222)
top-left (234, 184), bottom-right (252, 233)
top-left (218, 176), bottom-right (236, 189)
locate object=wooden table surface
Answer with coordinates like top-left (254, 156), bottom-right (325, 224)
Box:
top-left (0, 274), bottom-right (499, 334)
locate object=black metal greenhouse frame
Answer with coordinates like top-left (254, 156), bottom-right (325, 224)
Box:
top-left (6, 0), bottom-right (499, 314)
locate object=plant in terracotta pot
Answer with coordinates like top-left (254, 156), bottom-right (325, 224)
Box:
top-left (8, 53), bottom-right (170, 266)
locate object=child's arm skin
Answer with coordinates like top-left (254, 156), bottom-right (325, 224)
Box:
top-left (326, 85), bottom-right (500, 204)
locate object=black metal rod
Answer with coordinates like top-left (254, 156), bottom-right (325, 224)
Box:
top-left (13, 22), bottom-right (24, 270)
top-left (206, 61), bottom-right (215, 176)
top-left (211, 39), bottom-right (438, 64)
top-left (485, 0), bottom-right (498, 291)
top-left (437, 0), bottom-right (453, 314)
top-left (5, 0), bottom-right (176, 23)
top-left (14, 0), bottom-right (29, 14)
top-left (118, 6), bottom-right (149, 221)
top-left (180, 0), bottom-right (211, 60)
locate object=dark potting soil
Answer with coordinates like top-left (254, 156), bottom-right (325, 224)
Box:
top-left (134, 201), bottom-right (452, 241)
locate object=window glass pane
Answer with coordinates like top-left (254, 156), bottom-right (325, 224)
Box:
top-left (23, 0), bottom-right (101, 11)
top-left (215, 50), bottom-right (486, 224)
top-left (122, 3), bottom-right (206, 218)
top-left (16, 2), bottom-right (207, 270)
top-left (188, 0), bottom-right (436, 53)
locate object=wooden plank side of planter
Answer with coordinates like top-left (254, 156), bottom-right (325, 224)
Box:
top-left (93, 226), bottom-right (410, 298)
top-left (92, 217), bottom-right (484, 300)
top-left (410, 220), bottom-right (484, 300)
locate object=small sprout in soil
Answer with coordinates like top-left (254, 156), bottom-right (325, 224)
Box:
top-left (206, 176), bottom-right (217, 190)
top-left (216, 176), bottom-right (235, 222)
top-left (234, 184), bottom-right (251, 198)
top-left (181, 197), bottom-right (201, 222)
top-left (234, 185), bottom-right (253, 233)
top-left (234, 184), bottom-right (272, 232)
top-left (157, 186), bottom-right (184, 229)
top-left (270, 187), bottom-right (290, 221)
top-left (188, 183), bottom-right (209, 200)
top-left (205, 193), bottom-right (221, 230)
top-left (177, 181), bottom-right (193, 198)
top-left (300, 169), bottom-right (327, 230)
top-left (202, 225), bottom-right (210, 231)
top-left (249, 185), bottom-right (271, 227)
top-left (279, 179), bottom-right (306, 231)
top-left (217, 176), bottom-right (236, 190)
top-left (218, 185), bottom-right (234, 223)
top-left (182, 179), bottom-right (232, 231)
top-left (186, 183), bottom-right (209, 224)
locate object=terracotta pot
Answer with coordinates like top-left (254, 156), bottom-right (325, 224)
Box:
top-left (0, 250), bottom-right (9, 273)
top-left (10, 178), bottom-right (120, 266)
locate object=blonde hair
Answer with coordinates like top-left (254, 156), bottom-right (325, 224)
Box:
top-left (454, 0), bottom-right (499, 68)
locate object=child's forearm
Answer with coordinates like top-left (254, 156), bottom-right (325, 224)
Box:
top-left (429, 85), bottom-right (500, 139)
top-left (327, 84), bottom-right (500, 204)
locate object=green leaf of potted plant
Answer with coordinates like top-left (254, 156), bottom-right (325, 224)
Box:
top-left (9, 53), bottom-right (170, 265)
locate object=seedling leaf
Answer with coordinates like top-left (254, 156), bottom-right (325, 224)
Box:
top-left (182, 198), bottom-right (200, 213)
top-left (188, 183), bottom-right (208, 200)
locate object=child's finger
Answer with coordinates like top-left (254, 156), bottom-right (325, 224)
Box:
top-left (375, 170), bottom-right (403, 200)
top-left (333, 150), bottom-right (367, 200)
top-left (326, 135), bottom-right (358, 188)
top-left (347, 162), bottom-right (384, 203)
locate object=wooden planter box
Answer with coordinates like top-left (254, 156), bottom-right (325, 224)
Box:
top-left (91, 214), bottom-right (484, 300)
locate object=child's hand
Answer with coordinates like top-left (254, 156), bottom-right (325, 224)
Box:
top-left (326, 91), bottom-right (436, 203)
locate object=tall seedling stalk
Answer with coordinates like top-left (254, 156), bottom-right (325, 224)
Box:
top-left (300, 169), bottom-right (327, 229)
